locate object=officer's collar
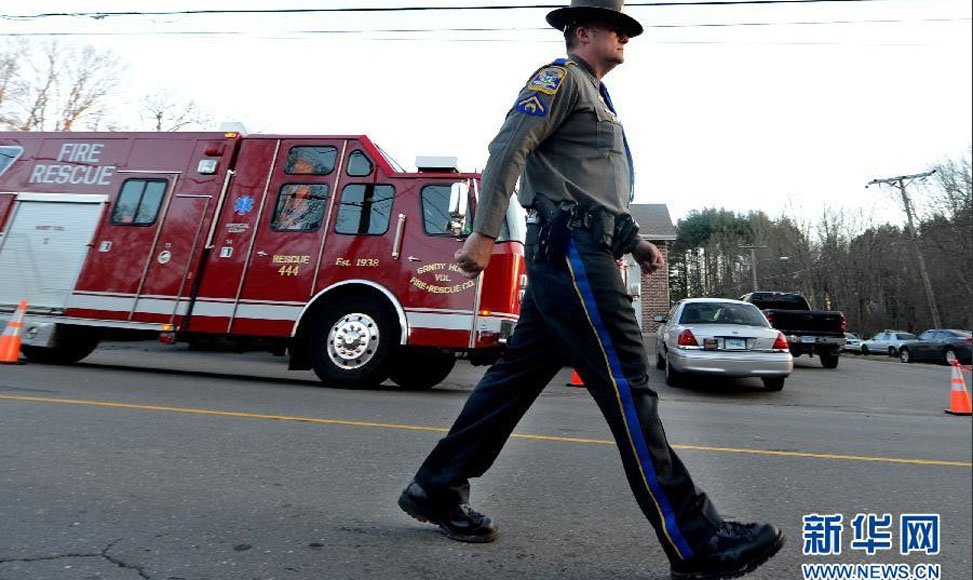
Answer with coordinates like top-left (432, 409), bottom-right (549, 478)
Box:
top-left (567, 54), bottom-right (601, 87)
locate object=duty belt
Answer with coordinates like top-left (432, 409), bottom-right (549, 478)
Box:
top-left (526, 208), bottom-right (597, 230)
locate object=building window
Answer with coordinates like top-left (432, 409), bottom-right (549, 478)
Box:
top-left (285, 146), bottom-right (337, 175)
top-left (334, 184), bottom-right (394, 235)
top-left (271, 183), bottom-right (329, 232)
top-left (0, 146), bottom-right (23, 177)
top-left (346, 150), bottom-right (373, 177)
top-left (111, 179), bottom-right (167, 226)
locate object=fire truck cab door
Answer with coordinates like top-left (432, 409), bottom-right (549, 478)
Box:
top-left (397, 179), bottom-right (479, 348)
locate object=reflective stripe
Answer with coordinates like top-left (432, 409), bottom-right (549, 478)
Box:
top-left (190, 302), bottom-right (236, 318)
top-left (565, 241), bottom-right (693, 560)
top-left (234, 303), bottom-right (302, 321)
top-left (64, 293), bottom-right (504, 332)
top-left (67, 294), bottom-right (136, 312)
top-left (133, 298), bottom-right (187, 316)
top-left (408, 311), bottom-right (472, 331)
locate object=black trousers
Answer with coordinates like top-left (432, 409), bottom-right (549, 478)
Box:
top-left (414, 229), bottom-right (722, 562)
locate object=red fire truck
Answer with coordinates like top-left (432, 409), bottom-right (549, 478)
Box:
top-left (0, 132), bottom-right (526, 389)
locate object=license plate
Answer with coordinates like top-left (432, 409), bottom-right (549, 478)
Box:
top-left (802, 336), bottom-right (816, 343)
top-left (724, 338), bottom-right (746, 351)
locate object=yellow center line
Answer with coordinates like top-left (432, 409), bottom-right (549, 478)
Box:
top-left (2, 394), bottom-right (970, 468)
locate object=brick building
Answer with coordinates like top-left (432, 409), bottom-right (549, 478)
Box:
top-left (624, 204), bottom-right (677, 334)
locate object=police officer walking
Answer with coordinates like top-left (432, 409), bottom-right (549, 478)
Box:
top-left (399, 2), bottom-right (785, 578)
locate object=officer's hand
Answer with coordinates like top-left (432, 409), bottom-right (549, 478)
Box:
top-left (632, 240), bottom-right (665, 274)
top-left (454, 232), bottom-right (496, 279)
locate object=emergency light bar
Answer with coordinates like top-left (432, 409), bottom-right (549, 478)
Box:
top-left (416, 156), bottom-right (459, 173)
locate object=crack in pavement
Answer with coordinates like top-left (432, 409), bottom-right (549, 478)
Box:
top-left (0, 539), bottom-right (150, 579)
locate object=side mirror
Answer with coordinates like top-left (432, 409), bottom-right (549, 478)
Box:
top-left (653, 315), bottom-right (665, 323)
top-left (448, 181), bottom-right (470, 236)
top-left (628, 283), bottom-right (640, 298)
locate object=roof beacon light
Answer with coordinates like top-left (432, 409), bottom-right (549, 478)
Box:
top-left (416, 156), bottom-right (459, 173)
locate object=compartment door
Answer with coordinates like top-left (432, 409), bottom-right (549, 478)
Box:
top-left (0, 193), bottom-right (105, 309)
top-left (131, 194), bottom-right (211, 323)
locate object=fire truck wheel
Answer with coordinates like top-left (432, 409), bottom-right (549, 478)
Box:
top-left (21, 327), bottom-right (101, 364)
top-left (390, 348), bottom-right (456, 390)
top-left (311, 298), bottom-right (397, 388)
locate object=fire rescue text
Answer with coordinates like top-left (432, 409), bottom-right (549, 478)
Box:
top-left (29, 143), bottom-right (116, 186)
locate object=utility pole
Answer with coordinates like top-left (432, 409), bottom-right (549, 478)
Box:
top-left (739, 244), bottom-right (766, 292)
top-left (867, 171), bottom-right (942, 329)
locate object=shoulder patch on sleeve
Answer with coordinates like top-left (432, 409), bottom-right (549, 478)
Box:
top-left (526, 66), bottom-right (568, 96)
top-left (515, 94), bottom-right (549, 117)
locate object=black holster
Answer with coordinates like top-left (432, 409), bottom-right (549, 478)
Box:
top-left (531, 196), bottom-right (577, 263)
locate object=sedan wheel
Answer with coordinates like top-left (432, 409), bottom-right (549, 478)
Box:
top-left (943, 348), bottom-right (957, 366)
top-left (664, 353), bottom-right (683, 387)
top-left (899, 348), bottom-right (912, 364)
top-left (861, 345), bottom-right (869, 355)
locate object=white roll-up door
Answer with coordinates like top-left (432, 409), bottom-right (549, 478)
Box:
top-left (0, 195), bottom-right (105, 309)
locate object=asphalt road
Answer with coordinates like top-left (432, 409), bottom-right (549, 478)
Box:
top-left (1, 340), bottom-right (970, 580)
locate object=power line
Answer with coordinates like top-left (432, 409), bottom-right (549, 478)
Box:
top-left (0, 0), bottom-right (928, 21)
top-left (3, 17), bottom-right (967, 41)
top-left (3, 17), bottom-right (968, 35)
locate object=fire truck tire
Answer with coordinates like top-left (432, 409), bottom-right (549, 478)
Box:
top-left (311, 297), bottom-right (397, 388)
top-left (390, 348), bottom-right (456, 390)
top-left (21, 327), bottom-right (101, 364)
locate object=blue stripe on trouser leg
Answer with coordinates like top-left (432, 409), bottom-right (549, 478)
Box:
top-left (565, 240), bottom-right (694, 560)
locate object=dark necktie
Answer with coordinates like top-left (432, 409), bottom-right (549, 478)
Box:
top-left (599, 82), bottom-right (636, 202)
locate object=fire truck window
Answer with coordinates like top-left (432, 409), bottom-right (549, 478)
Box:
top-left (285, 146), bottom-right (337, 175)
top-left (111, 179), bottom-right (168, 226)
top-left (346, 150), bottom-right (373, 177)
top-left (421, 184), bottom-right (469, 236)
top-left (0, 146), bottom-right (24, 176)
top-left (271, 183), bottom-right (330, 232)
top-left (334, 184), bottom-right (394, 235)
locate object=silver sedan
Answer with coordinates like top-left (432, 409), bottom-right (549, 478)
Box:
top-left (654, 298), bottom-right (794, 391)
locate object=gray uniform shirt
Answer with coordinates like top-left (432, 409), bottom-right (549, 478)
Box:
top-left (472, 55), bottom-right (632, 239)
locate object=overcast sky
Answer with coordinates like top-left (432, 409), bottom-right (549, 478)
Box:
top-left (4, 0), bottom-right (971, 226)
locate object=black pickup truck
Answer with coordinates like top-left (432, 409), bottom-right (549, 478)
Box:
top-left (740, 291), bottom-right (847, 368)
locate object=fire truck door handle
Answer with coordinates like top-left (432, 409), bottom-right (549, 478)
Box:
top-left (391, 214), bottom-right (406, 260)
top-left (407, 256), bottom-right (421, 262)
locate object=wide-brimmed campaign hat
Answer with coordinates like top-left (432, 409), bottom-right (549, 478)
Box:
top-left (546, 0), bottom-right (643, 38)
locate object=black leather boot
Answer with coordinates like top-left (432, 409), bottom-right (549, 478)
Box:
top-left (398, 481), bottom-right (498, 543)
top-left (670, 522), bottom-right (784, 580)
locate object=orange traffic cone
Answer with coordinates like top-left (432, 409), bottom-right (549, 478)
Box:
top-left (945, 360), bottom-right (972, 416)
top-left (567, 369), bottom-right (584, 387)
top-left (0, 300), bottom-right (28, 365)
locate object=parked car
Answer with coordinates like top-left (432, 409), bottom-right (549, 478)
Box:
top-left (654, 298), bottom-right (793, 391)
top-left (842, 333), bottom-right (863, 354)
top-left (739, 291), bottom-right (846, 369)
top-left (897, 329), bottom-right (972, 365)
top-left (861, 330), bottom-right (917, 356)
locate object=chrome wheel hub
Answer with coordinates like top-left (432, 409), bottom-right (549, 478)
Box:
top-left (327, 313), bottom-right (379, 369)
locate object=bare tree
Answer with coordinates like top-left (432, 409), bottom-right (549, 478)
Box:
top-left (0, 41), bottom-right (27, 127)
top-left (141, 89), bottom-right (211, 132)
top-left (0, 41), bottom-right (123, 131)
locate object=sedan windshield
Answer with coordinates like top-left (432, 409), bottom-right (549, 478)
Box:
top-left (679, 303), bottom-right (768, 327)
